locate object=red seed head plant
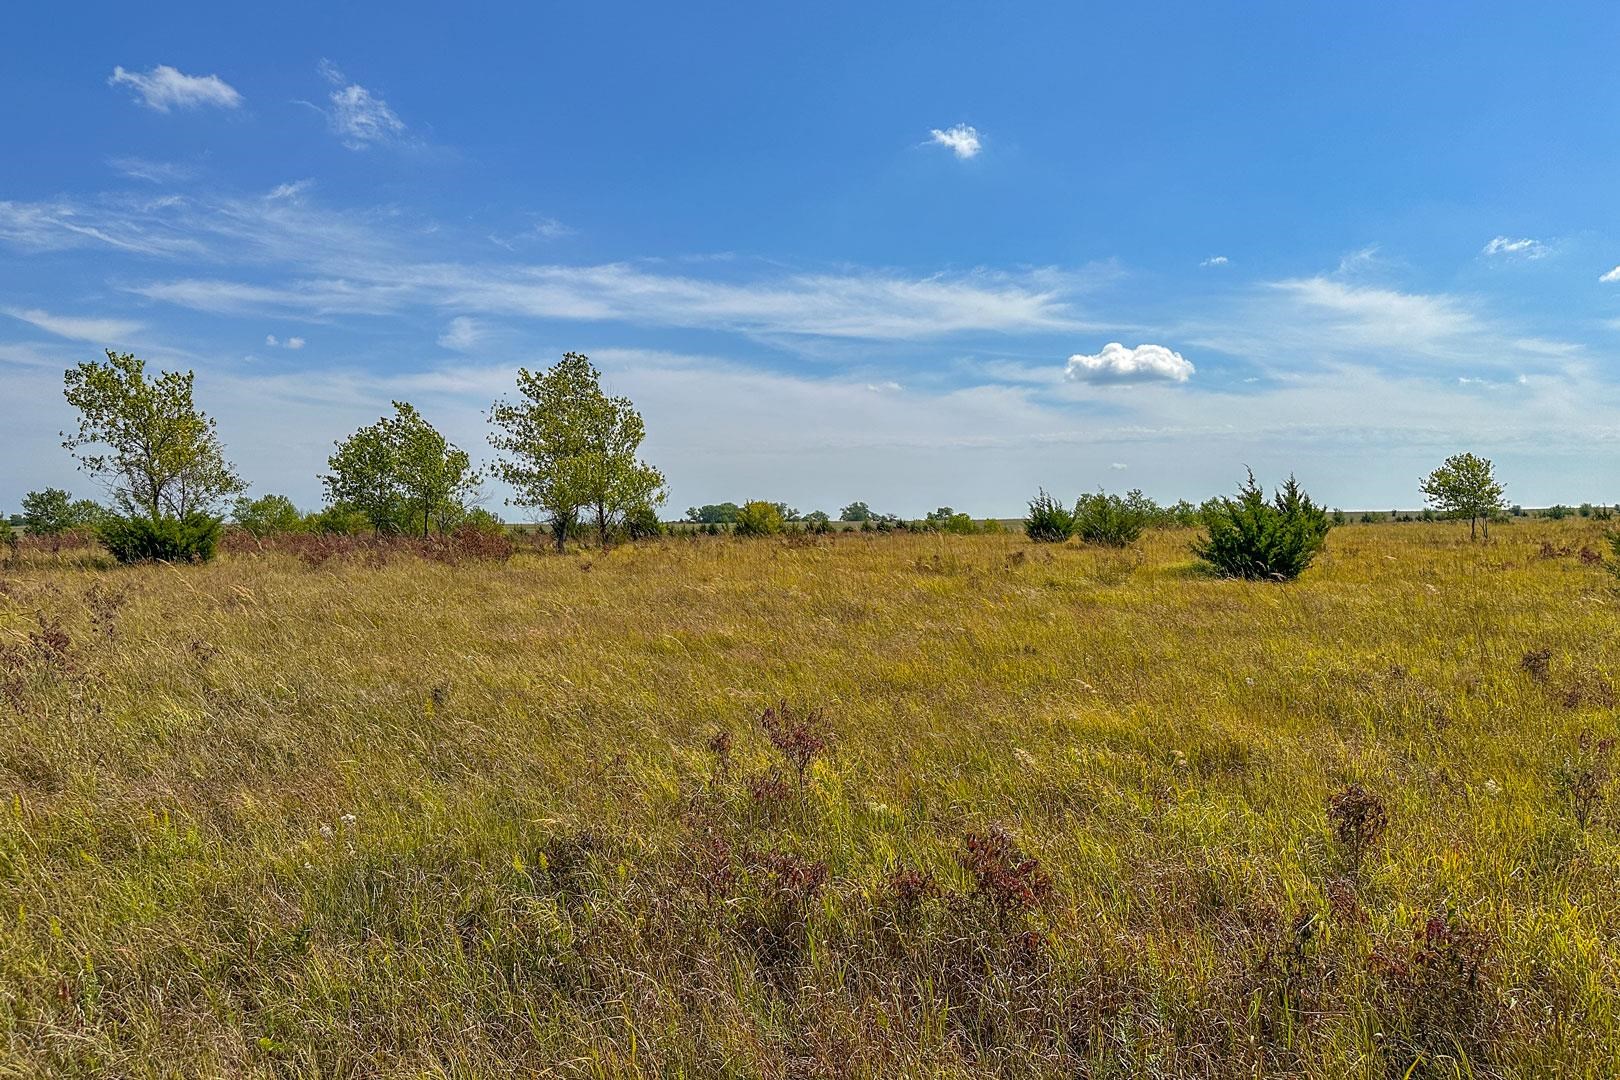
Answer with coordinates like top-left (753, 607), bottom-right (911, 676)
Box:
top-left (759, 702), bottom-right (829, 791)
top-left (706, 729), bottom-right (733, 782)
top-left (1555, 729), bottom-right (1614, 829)
top-left (1325, 783), bottom-right (1389, 869)
top-left (958, 825), bottom-right (1051, 922)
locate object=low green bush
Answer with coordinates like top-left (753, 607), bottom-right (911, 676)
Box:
top-left (98, 513), bottom-right (224, 564)
top-left (734, 500), bottom-right (785, 537)
top-left (1024, 489), bottom-right (1075, 543)
top-left (1073, 489), bottom-right (1155, 547)
top-left (1192, 471), bottom-right (1330, 581)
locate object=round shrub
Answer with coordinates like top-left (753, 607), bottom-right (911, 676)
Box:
top-left (1024, 489), bottom-right (1075, 543)
top-left (98, 513), bottom-right (224, 564)
top-left (1192, 471), bottom-right (1330, 581)
top-left (734, 500), bottom-right (785, 537)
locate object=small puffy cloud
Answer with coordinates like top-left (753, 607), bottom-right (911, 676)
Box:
top-left (1109, 462), bottom-right (1128, 470)
top-left (1482, 236), bottom-right (1546, 259)
top-left (437, 316), bottom-right (484, 351)
top-left (1065, 342), bottom-right (1194, 384)
top-left (285, 336), bottom-right (305, 349)
top-left (318, 61), bottom-right (405, 149)
top-left (1200, 255), bottom-right (1229, 267)
top-left (109, 65), bottom-right (241, 112)
top-left (533, 217), bottom-right (572, 239)
top-left (265, 334), bottom-right (307, 349)
top-left (1601, 266), bottom-right (1620, 284)
top-left (928, 124), bottom-right (982, 160)
top-left (865, 380), bottom-right (903, 393)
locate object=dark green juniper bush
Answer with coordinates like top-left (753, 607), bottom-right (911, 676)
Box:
top-left (1192, 470), bottom-right (1331, 580)
top-left (1024, 488), bottom-right (1075, 542)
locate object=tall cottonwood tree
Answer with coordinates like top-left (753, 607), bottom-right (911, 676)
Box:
top-left (1420, 452), bottom-right (1506, 540)
top-left (61, 350), bottom-right (244, 519)
top-left (487, 352), bottom-right (666, 550)
top-left (323, 402), bottom-right (480, 537)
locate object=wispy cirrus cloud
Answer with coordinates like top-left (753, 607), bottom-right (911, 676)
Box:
top-left (130, 263), bottom-right (1080, 339)
top-left (316, 60), bottom-right (407, 149)
top-left (108, 64), bottom-right (242, 112)
top-left (3, 307), bottom-right (143, 343)
top-left (108, 157), bottom-right (195, 184)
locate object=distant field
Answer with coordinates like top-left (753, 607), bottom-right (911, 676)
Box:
top-left (2, 522), bottom-right (1619, 1077)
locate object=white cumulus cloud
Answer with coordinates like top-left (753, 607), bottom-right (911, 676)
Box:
top-left (928, 124), bottom-right (982, 160)
top-left (1600, 266), bottom-right (1620, 284)
top-left (108, 65), bottom-right (242, 112)
top-left (1065, 342), bottom-right (1194, 384)
top-left (1201, 255), bottom-right (1229, 267)
top-left (265, 334), bottom-right (307, 349)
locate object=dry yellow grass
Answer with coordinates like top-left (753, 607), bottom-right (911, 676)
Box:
top-left (1, 521), bottom-right (1618, 1077)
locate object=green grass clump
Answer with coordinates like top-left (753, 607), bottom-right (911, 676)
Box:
top-left (1, 520), bottom-right (1619, 1076)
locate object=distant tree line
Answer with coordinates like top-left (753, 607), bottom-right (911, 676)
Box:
top-left (4, 350), bottom-right (1613, 575)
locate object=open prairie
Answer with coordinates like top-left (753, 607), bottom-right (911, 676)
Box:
top-left (2, 522), bottom-right (1619, 1077)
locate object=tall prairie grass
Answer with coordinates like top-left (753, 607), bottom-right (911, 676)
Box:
top-left (0, 521), bottom-right (1617, 1076)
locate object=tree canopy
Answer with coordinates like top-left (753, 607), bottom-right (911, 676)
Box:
top-left (488, 353), bottom-right (664, 550)
top-left (1420, 452), bottom-right (1506, 540)
top-left (61, 350), bottom-right (244, 519)
top-left (324, 402), bottom-right (480, 537)
top-left (20, 488), bottom-right (101, 534)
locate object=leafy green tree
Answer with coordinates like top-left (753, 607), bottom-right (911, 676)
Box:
top-left (325, 402), bottom-right (479, 537)
top-left (685, 502), bottom-right (741, 524)
top-left (803, 510), bottom-right (831, 525)
top-left (578, 387), bottom-right (666, 547)
top-left (1192, 471), bottom-right (1331, 581)
top-left (1420, 452), bottom-right (1507, 540)
top-left (839, 501), bottom-right (875, 522)
top-left (61, 350), bottom-right (244, 518)
top-left (734, 500), bottom-right (785, 536)
top-left (389, 403), bottom-right (481, 537)
top-left (21, 488), bottom-right (102, 534)
top-left (489, 353), bottom-right (663, 551)
top-left (231, 494), bottom-right (305, 538)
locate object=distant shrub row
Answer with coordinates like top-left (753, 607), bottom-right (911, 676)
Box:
top-left (1026, 472), bottom-right (1333, 581)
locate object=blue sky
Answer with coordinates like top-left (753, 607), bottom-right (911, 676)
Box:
top-left (4, 1), bottom-right (1620, 516)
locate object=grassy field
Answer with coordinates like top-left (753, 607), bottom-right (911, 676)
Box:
top-left (2, 522), bottom-right (1619, 1077)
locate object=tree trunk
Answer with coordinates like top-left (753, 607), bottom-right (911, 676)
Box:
top-left (595, 503), bottom-right (609, 549)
